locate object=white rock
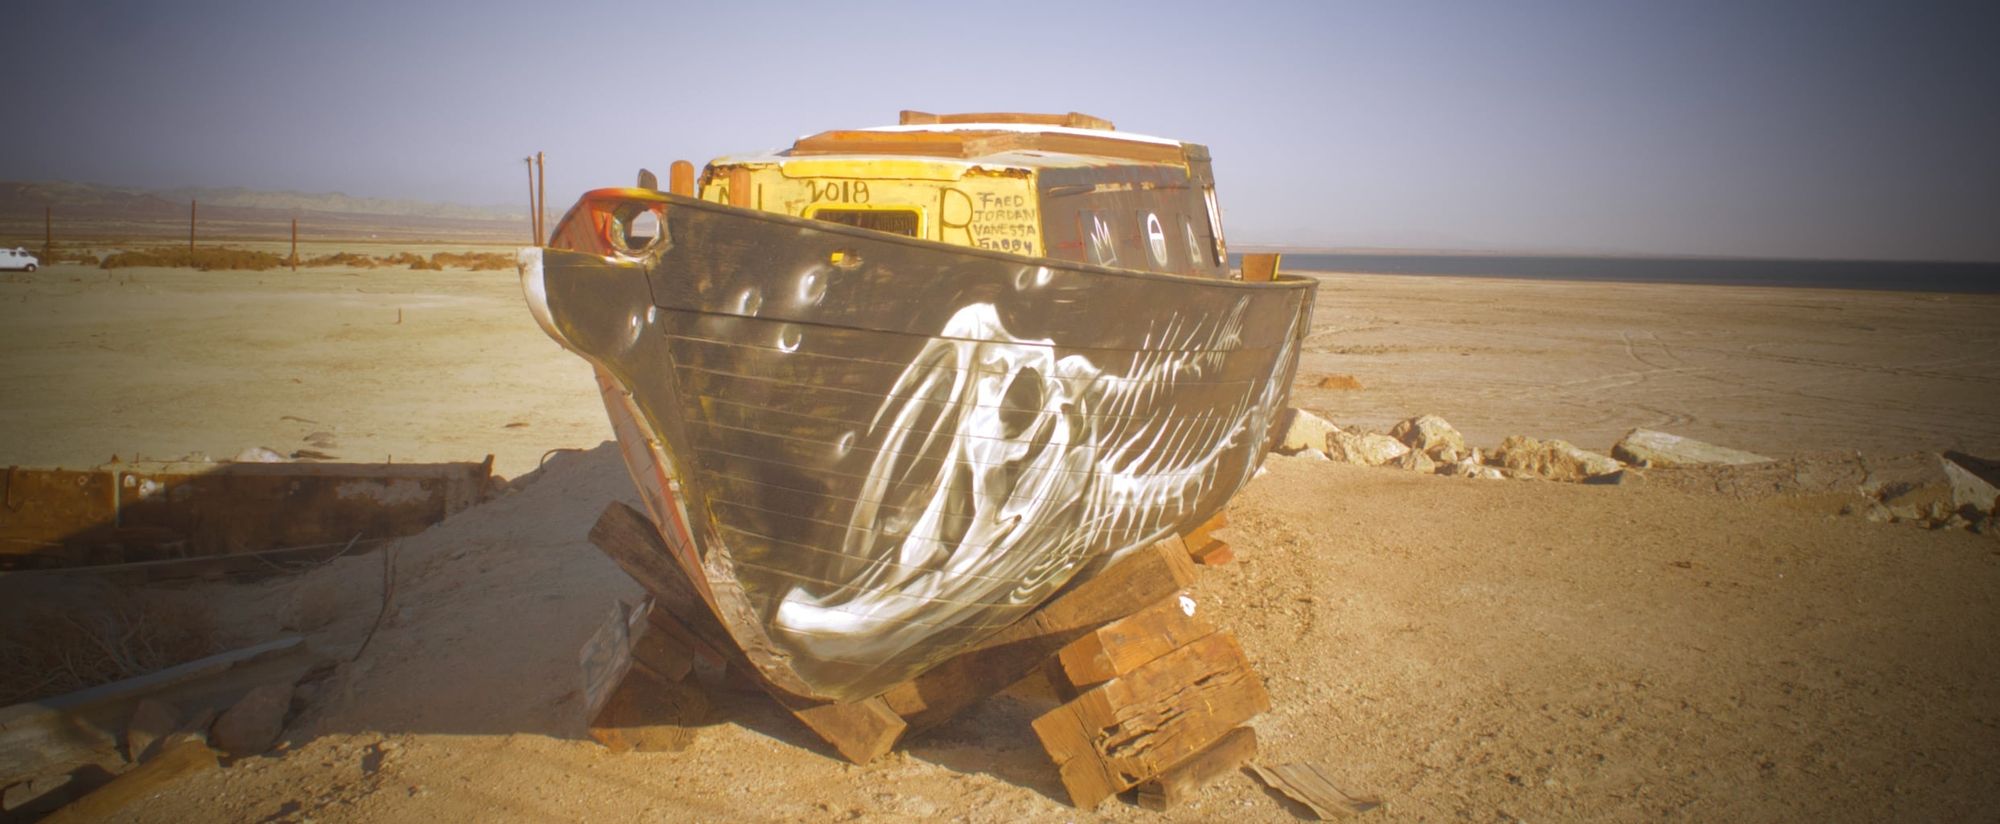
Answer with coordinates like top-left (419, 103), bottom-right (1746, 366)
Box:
top-left (231, 446), bottom-right (288, 463)
top-left (1611, 429), bottom-right (1769, 468)
top-left (1389, 414), bottom-right (1467, 462)
top-left (1942, 454), bottom-right (2000, 515)
top-left (1392, 450), bottom-right (1437, 473)
top-left (1274, 408), bottom-right (1339, 457)
top-left (1495, 435), bottom-right (1622, 482)
top-left (1327, 430), bottom-right (1410, 466)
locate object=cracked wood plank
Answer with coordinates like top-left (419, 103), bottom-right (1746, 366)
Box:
top-left (1031, 631), bottom-right (1270, 809)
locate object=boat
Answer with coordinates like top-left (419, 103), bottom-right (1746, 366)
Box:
top-left (520, 112), bottom-right (1317, 702)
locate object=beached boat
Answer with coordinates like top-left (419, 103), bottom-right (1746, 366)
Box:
top-left (521, 112), bottom-right (1317, 701)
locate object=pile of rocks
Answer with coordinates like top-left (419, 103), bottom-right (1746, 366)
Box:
top-left (1272, 410), bottom-right (2000, 538)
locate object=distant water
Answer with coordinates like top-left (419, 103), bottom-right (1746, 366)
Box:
top-left (1241, 252), bottom-right (2000, 294)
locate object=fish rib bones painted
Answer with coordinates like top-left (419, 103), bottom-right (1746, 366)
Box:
top-left (525, 189), bottom-right (1314, 701)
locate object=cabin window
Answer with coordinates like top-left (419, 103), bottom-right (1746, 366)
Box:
top-left (807, 207), bottom-right (922, 238)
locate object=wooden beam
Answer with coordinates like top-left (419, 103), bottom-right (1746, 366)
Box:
top-left (785, 697), bottom-right (907, 765)
top-left (882, 536), bottom-right (1199, 732)
top-left (1051, 592), bottom-right (1214, 692)
top-left (587, 667), bottom-right (708, 754)
top-left (41, 738), bottom-right (218, 823)
top-left (1137, 726), bottom-right (1258, 811)
top-left (587, 502), bottom-right (904, 763)
top-left (1032, 632), bottom-right (1270, 809)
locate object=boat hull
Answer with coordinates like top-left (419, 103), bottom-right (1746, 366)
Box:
top-left (525, 190), bottom-right (1315, 701)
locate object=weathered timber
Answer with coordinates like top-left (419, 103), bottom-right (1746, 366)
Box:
top-left (579, 599), bottom-right (647, 721)
top-left (588, 503), bottom-right (736, 657)
top-left (587, 667), bottom-right (708, 754)
top-left (1032, 632), bottom-right (1271, 809)
top-left (881, 536), bottom-right (1200, 732)
top-left (1137, 726), bottom-right (1259, 811)
top-left (40, 738), bottom-right (218, 823)
top-left (0, 637), bottom-right (311, 785)
top-left (588, 501), bottom-right (904, 762)
top-left (1247, 761), bottom-right (1383, 819)
top-left (0, 459), bottom-right (492, 570)
top-left (1182, 511), bottom-right (1230, 565)
top-left (631, 626), bottom-right (696, 684)
top-left (785, 697), bottom-right (907, 765)
top-left (1052, 592), bottom-right (1215, 692)
top-left (1191, 543), bottom-right (1235, 566)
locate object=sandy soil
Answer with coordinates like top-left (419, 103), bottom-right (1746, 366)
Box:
top-left (2, 265), bottom-right (1997, 822)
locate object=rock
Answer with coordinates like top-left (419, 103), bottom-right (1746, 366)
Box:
top-left (1392, 450), bottom-right (1436, 473)
top-left (1275, 408), bottom-right (1339, 457)
top-left (126, 697), bottom-right (181, 763)
top-left (1315, 374), bottom-right (1363, 390)
top-left (1326, 430), bottom-right (1410, 466)
top-left (1611, 429), bottom-right (1769, 468)
top-left (1389, 414), bottom-right (1467, 462)
top-left (1941, 453), bottom-right (2000, 515)
top-left (1860, 499), bottom-right (1894, 523)
top-left (1866, 453), bottom-right (1958, 518)
top-left (1439, 451), bottom-right (1505, 480)
top-left (1493, 435), bottom-right (1622, 482)
top-left (1583, 468), bottom-right (1645, 486)
top-left (210, 683), bottom-right (294, 757)
top-left (230, 446), bottom-right (288, 463)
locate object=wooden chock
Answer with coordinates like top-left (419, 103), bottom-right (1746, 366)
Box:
top-left (1137, 726), bottom-right (1259, 811)
top-left (1051, 591), bottom-right (1214, 693)
top-left (881, 535), bottom-right (1200, 732)
top-left (1182, 511), bottom-right (1233, 566)
top-left (1032, 631), bottom-right (1270, 809)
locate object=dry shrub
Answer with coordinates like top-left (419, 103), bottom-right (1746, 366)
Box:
top-left (429, 251), bottom-right (511, 271)
top-left (302, 251), bottom-right (379, 268)
top-left (1316, 374), bottom-right (1365, 390)
top-left (100, 246), bottom-right (287, 271)
top-left (0, 583), bottom-right (219, 705)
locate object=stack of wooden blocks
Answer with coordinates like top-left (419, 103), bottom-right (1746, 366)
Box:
top-left (581, 502), bottom-right (1263, 812)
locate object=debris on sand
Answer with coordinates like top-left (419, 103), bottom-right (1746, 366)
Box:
top-left (1612, 428), bottom-right (1770, 468)
top-left (1389, 414), bottom-right (1467, 463)
top-left (1492, 435), bottom-right (1622, 482)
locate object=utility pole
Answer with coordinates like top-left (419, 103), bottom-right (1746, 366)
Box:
top-left (188, 199), bottom-right (197, 262)
top-left (535, 151), bottom-right (547, 247)
top-left (291, 217), bottom-right (299, 272)
top-left (524, 157), bottom-right (538, 245)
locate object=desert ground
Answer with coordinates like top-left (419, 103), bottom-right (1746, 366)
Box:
top-left (2, 262), bottom-right (1997, 822)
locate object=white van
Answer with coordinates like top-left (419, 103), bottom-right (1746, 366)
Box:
top-left (0, 248), bottom-right (38, 271)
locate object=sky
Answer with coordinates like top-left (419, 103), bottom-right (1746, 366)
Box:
top-left (3, 0), bottom-right (1996, 260)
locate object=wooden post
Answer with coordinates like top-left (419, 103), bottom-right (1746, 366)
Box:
top-left (524, 156), bottom-right (539, 245)
top-left (290, 217), bottom-right (298, 272)
top-left (44, 205), bottom-right (51, 260)
top-left (188, 199), bottom-right (197, 262)
top-left (669, 160), bottom-right (695, 196)
top-left (535, 151), bottom-right (547, 246)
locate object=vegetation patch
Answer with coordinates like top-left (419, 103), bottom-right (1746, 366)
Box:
top-left (101, 246), bottom-right (289, 271)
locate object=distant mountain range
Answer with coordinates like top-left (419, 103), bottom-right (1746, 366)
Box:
top-left (0, 180), bottom-right (529, 244)
top-left (0, 180), bottom-right (523, 221)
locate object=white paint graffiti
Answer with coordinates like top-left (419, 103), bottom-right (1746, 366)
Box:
top-left (771, 294), bottom-right (1288, 669)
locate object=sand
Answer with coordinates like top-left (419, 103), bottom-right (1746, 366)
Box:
top-left (2, 264), bottom-right (1996, 822)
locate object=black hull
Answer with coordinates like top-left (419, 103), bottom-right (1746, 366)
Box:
top-left (525, 189), bottom-right (1315, 700)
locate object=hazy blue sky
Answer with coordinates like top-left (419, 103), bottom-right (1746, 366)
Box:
top-left (4, 1), bottom-right (1995, 260)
